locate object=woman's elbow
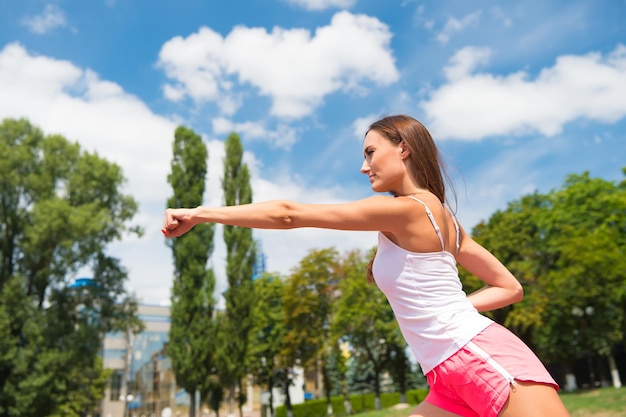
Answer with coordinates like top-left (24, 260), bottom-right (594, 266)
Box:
top-left (511, 282), bottom-right (524, 303)
top-left (275, 200), bottom-right (299, 229)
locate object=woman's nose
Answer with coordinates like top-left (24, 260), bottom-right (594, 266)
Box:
top-left (360, 160), bottom-right (369, 174)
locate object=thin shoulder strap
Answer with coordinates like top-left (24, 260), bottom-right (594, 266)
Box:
top-left (408, 197), bottom-right (445, 251)
top-left (444, 203), bottom-right (461, 254)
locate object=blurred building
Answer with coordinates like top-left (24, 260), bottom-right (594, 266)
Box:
top-left (100, 304), bottom-right (181, 417)
top-left (97, 236), bottom-right (312, 417)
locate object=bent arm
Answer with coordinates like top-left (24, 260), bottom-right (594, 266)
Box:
top-left (456, 229), bottom-right (523, 312)
top-left (162, 196), bottom-right (408, 238)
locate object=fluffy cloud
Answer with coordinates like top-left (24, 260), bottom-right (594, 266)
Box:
top-left (212, 117), bottom-right (298, 149)
top-left (20, 4), bottom-right (69, 34)
top-left (157, 11), bottom-right (398, 119)
top-left (0, 42), bottom-right (176, 302)
top-left (352, 114), bottom-right (378, 139)
top-left (423, 44), bottom-right (626, 140)
top-left (0, 43), bottom-right (176, 204)
top-left (0, 42), bottom-right (375, 305)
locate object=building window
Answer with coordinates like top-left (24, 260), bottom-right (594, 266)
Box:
top-left (104, 348), bottom-right (127, 360)
top-left (109, 370), bottom-right (123, 401)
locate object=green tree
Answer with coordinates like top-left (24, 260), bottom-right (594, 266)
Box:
top-left (221, 132), bottom-right (256, 417)
top-left (166, 125), bottom-right (217, 417)
top-left (460, 191), bottom-right (553, 330)
top-left (249, 273), bottom-right (288, 417)
top-left (468, 170), bottom-right (626, 388)
top-left (332, 249), bottom-right (397, 410)
top-left (385, 331), bottom-right (413, 402)
top-left (533, 172), bottom-right (626, 386)
top-left (0, 274), bottom-right (52, 416)
top-left (0, 118), bottom-right (141, 416)
top-left (282, 248), bottom-right (339, 415)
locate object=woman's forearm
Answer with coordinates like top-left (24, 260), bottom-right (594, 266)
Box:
top-left (467, 285), bottom-right (523, 313)
top-left (192, 200), bottom-right (297, 229)
top-left (162, 200), bottom-right (298, 238)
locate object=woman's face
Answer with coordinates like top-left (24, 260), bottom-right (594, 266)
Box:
top-left (361, 129), bottom-right (405, 193)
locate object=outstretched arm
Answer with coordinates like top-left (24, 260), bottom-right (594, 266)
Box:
top-left (456, 228), bottom-right (523, 312)
top-left (162, 196), bottom-right (409, 239)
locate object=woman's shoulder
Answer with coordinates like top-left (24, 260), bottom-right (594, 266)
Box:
top-left (400, 192), bottom-right (445, 211)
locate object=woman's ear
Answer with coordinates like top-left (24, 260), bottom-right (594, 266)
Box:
top-left (399, 141), bottom-right (410, 159)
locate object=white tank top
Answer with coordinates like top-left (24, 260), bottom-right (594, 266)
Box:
top-left (372, 197), bottom-right (492, 374)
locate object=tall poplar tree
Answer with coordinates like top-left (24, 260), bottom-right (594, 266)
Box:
top-left (220, 132), bottom-right (256, 417)
top-left (166, 126), bottom-right (217, 417)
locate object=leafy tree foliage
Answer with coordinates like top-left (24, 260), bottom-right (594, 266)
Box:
top-left (466, 170), bottom-right (626, 385)
top-left (332, 249), bottom-right (397, 410)
top-left (283, 248), bottom-right (338, 368)
top-left (0, 118), bottom-right (141, 416)
top-left (283, 247), bottom-right (340, 414)
top-left (166, 126), bottom-right (217, 417)
top-left (221, 132), bottom-right (256, 417)
top-left (249, 273), bottom-right (289, 417)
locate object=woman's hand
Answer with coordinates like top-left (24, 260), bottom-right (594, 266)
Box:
top-left (162, 207), bottom-right (198, 238)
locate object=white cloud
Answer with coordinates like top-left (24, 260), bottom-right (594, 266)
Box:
top-left (212, 117), bottom-right (298, 149)
top-left (422, 44), bottom-right (626, 140)
top-left (436, 11), bottom-right (481, 44)
top-left (443, 46), bottom-right (492, 81)
top-left (0, 42), bottom-right (177, 303)
top-left (21, 4), bottom-right (69, 34)
top-left (0, 42), bottom-right (378, 306)
top-left (282, 0), bottom-right (356, 11)
top-left (352, 114), bottom-right (377, 139)
top-left (157, 11), bottom-right (398, 119)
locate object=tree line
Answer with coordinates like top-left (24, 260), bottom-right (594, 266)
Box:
top-left (461, 169), bottom-right (626, 389)
top-left (1, 118), bottom-right (624, 417)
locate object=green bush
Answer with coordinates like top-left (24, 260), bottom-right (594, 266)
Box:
top-left (379, 392), bottom-right (402, 408)
top-left (405, 389), bottom-right (428, 404)
top-left (330, 397), bottom-right (346, 415)
top-left (275, 389), bottom-right (428, 417)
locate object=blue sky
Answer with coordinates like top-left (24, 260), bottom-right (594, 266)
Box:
top-left (2, 0), bottom-right (625, 306)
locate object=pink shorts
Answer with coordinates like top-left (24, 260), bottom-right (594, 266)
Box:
top-left (424, 323), bottom-right (558, 417)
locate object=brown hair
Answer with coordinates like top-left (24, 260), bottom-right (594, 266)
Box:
top-left (365, 115), bottom-right (456, 283)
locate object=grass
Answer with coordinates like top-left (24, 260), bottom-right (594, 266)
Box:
top-left (561, 387), bottom-right (626, 417)
top-left (354, 387), bottom-right (626, 417)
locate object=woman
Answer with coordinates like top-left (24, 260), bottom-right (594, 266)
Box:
top-left (162, 115), bottom-right (570, 417)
